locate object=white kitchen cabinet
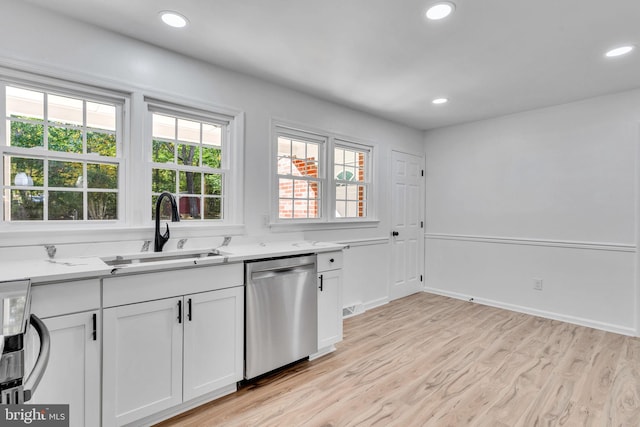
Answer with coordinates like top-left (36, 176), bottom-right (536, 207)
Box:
top-left (28, 279), bottom-right (101, 427)
top-left (27, 311), bottom-right (101, 427)
top-left (183, 287), bottom-right (244, 401)
top-left (102, 264), bottom-right (244, 427)
top-left (102, 297), bottom-right (183, 427)
top-left (316, 251), bottom-right (343, 353)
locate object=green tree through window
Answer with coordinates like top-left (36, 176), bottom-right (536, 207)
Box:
top-left (3, 85), bottom-right (120, 222)
top-left (150, 112), bottom-right (224, 221)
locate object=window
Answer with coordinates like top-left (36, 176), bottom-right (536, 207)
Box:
top-left (334, 142), bottom-right (370, 219)
top-left (2, 83), bottom-right (122, 223)
top-left (276, 131), bottom-right (324, 220)
top-left (0, 70), bottom-right (243, 239)
top-left (273, 123), bottom-right (374, 224)
top-left (148, 104), bottom-right (230, 221)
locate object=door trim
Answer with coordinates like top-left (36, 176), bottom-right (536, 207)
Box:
top-left (389, 150), bottom-right (425, 300)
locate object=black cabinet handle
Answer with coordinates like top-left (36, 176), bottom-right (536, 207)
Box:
top-left (187, 298), bottom-right (192, 322)
top-left (319, 274), bottom-right (324, 292)
top-left (329, 258), bottom-right (334, 263)
top-left (392, 231), bottom-right (399, 237)
top-left (92, 313), bottom-right (97, 341)
top-left (177, 300), bottom-right (182, 324)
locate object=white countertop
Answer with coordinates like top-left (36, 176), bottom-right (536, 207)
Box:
top-left (221, 240), bottom-right (344, 259)
top-left (0, 241), bottom-right (345, 284)
top-left (0, 257), bottom-right (113, 283)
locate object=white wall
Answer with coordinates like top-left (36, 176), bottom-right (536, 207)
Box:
top-left (15, 2), bottom-right (636, 330)
top-left (424, 90), bottom-right (640, 334)
top-left (0, 1), bottom-right (425, 308)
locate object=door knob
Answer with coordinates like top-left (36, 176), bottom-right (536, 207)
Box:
top-left (392, 231), bottom-right (399, 237)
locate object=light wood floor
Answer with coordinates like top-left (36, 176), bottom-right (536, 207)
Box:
top-left (156, 293), bottom-right (640, 426)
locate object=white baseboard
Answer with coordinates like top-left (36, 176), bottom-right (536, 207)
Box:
top-left (126, 383), bottom-right (237, 427)
top-left (364, 296), bottom-right (389, 312)
top-left (424, 287), bottom-right (637, 337)
top-left (310, 345), bottom-right (336, 360)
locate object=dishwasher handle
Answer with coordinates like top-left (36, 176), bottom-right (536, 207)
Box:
top-left (251, 263), bottom-right (316, 281)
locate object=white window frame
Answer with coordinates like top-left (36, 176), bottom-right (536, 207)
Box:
top-left (272, 125), bottom-right (327, 223)
top-left (0, 67), bottom-right (246, 248)
top-left (144, 97), bottom-right (244, 230)
top-left (0, 73), bottom-right (127, 230)
top-left (332, 139), bottom-right (373, 221)
top-left (271, 120), bottom-right (377, 229)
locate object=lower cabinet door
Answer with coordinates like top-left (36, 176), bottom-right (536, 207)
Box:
top-left (318, 269), bottom-right (343, 349)
top-left (102, 297), bottom-right (183, 427)
top-left (27, 311), bottom-right (100, 427)
top-left (183, 287), bottom-right (244, 401)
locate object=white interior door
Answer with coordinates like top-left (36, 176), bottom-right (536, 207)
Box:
top-left (390, 150), bottom-right (424, 300)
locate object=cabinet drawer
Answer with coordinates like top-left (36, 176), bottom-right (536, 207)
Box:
top-left (103, 263), bottom-right (243, 307)
top-left (31, 279), bottom-right (101, 318)
top-left (317, 251), bottom-right (343, 272)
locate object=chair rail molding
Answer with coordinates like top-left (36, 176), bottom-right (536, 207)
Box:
top-left (425, 233), bottom-right (636, 253)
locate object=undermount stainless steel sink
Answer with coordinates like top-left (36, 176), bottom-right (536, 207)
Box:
top-left (101, 250), bottom-right (222, 267)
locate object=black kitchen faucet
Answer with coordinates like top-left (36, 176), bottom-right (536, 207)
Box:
top-left (154, 192), bottom-right (180, 252)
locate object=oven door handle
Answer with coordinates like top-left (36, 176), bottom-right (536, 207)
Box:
top-left (23, 314), bottom-right (51, 402)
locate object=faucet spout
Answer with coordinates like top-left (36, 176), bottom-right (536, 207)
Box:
top-left (154, 192), bottom-right (180, 252)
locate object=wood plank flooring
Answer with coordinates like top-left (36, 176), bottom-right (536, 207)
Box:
top-left (156, 293), bottom-right (640, 426)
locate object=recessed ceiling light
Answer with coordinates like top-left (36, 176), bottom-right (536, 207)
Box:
top-left (432, 98), bottom-right (448, 105)
top-left (426, 2), bottom-right (455, 20)
top-left (160, 11), bottom-right (189, 28)
top-left (605, 45), bottom-right (635, 58)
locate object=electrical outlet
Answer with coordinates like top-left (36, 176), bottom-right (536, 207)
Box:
top-left (533, 278), bottom-right (543, 291)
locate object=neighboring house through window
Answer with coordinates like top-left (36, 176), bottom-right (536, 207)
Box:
top-left (276, 129), bottom-right (324, 219)
top-left (334, 141), bottom-right (370, 219)
top-left (273, 122), bottom-right (374, 224)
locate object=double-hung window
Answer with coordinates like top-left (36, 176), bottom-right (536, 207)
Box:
top-left (334, 141), bottom-right (370, 219)
top-left (276, 129), bottom-right (325, 220)
top-left (1, 72), bottom-right (243, 237)
top-left (148, 102), bottom-right (232, 222)
top-left (1, 82), bottom-right (123, 224)
top-left (273, 123), bottom-right (374, 224)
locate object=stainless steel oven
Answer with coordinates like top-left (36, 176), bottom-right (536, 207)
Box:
top-left (0, 279), bottom-right (50, 404)
top-left (245, 255), bottom-right (318, 379)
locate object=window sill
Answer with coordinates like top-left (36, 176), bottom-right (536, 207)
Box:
top-left (0, 223), bottom-right (246, 247)
top-left (268, 219), bottom-right (380, 233)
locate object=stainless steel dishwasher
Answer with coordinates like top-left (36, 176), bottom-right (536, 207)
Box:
top-left (245, 254), bottom-right (318, 379)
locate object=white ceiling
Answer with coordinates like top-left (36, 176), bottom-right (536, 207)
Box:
top-left (23, 0), bottom-right (640, 130)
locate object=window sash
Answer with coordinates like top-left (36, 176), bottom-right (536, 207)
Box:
top-left (274, 126), bottom-right (327, 221)
top-left (147, 105), bottom-right (230, 222)
top-left (1, 79), bottom-right (124, 224)
top-left (333, 141), bottom-right (370, 220)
